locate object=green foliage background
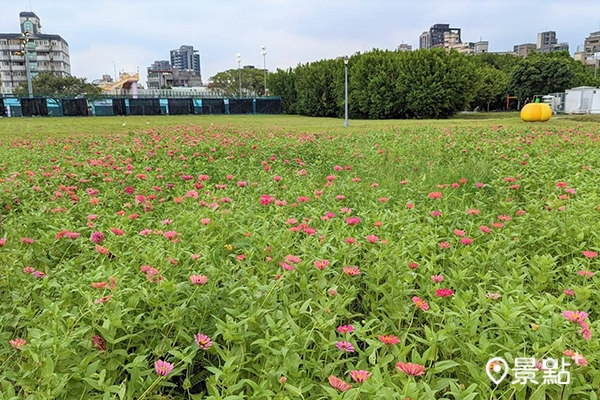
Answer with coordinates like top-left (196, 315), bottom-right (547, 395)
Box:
top-left (267, 49), bottom-right (600, 118)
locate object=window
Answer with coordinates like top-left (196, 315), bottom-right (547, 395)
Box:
top-left (23, 21), bottom-right (34, 33)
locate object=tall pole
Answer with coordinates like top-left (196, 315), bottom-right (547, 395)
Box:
top-left (113, 61), bottom-right (117, 82)
top-left (262, 46), bottom-right (267, 97)
top-left (236, 53), bottom-right (242, 97)
top-left (25, 51), bottom-right (33, 98)
top-left (343, 55), bottom-right (349, 127)
top-left (595, 53), bottom-right (598, 79)
top-left (22, 32), bottom-right (33, 98)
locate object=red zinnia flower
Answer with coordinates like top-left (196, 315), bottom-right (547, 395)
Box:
top-left (435, 288), bottom-right (454, 297)
top-left (428, 192), bottom-right (442, 199)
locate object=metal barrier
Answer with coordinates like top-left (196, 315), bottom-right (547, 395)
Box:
top-left (0, 97), bottom-right (282, 117)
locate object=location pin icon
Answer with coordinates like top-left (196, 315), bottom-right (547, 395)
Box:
top-left (486, 357), bottom-right (509, 385)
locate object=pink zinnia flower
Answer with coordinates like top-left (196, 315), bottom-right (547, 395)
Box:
top-left (139, 229), bottom-right (152, 236)
top-left (579, 322), bottom-right (592, 340)
top-left (378, 335), bottom-right (400, 345)
top-left (431, 275), bottom-right (444, 283)
top-left (438, 241), bottom-right (451, 249)
top-left (91, 231), bottom-right (105, 244)
top-left (163, 231), bottom-right (177, 240)
top-left (454, 229), bottom-right (465, 236)
top-left (396, 362), bottom-right (426, 376)
top-left (343, 266), bottom-right (360, 276)
top-left (582, 250), bottom-right (598, 259)
top-left (578, 270), bottom-right (594, 277)
top-left (349, 370), bottom-right (371, 383)
top-left (346, 217), bottom-right (361, 225)
top-left (412, 296), bottom-right (429, 311)
top-left (190, 275), bottom-right (208, 285)
top-left (328, 375), bottom-right (352, 392)
top-left (366, 235), bottom-right (379, 243)
top-left (475, 182), bottom-right (484, 188)
top-left (200, 218), bottom-right (211, 225)
top-left (460, 238), bottom-right (473, 246)
top-left (9, 338), bottom-right (27, 350)
top-left (563, 289), bottom-right (575, 296)
top-left (110, 227), bottom-right (124, 236)
top-left (430, 210), bottom-right (442, 217)
top-left (480, 225), bottom-right (492, 234)
top-left (260, 194), bottom-right (274, 205)
top-left (435, 288), bottom-right (454, 298)
top-left (562, 310), bottom-right (589, 323)
top-left (428, 192), bottom-right (442, 199)
top-left (154, 360), bottom-right (174, 376)
top-left (279, 262), bottom-right (295, 271)
top-left (337, 325), bottom-right (354, 334)
top-left (194, 333), bottom-right (213, 350)
top-left (314, 260), bottom-right (330, 270)
top-left (336, 341), bottom-right (355, 352)
top-left (408, 262), bottom-right (419, 270)
top-left (21, 238), bottom-right (35, 244)
top-left (91, 281), bottom-right (107, 289)
top-left (23, 267), bottom-right (35, 274)
top-left (285, 255), bottom-right (302, 264)
top-left (0, 237), bottom-right (6, 247)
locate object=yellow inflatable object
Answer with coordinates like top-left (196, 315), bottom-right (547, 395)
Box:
top-left (520, 103), bottom-right (552, 122)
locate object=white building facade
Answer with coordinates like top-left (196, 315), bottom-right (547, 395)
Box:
top-left (0, 12), bottom-right (71, 93)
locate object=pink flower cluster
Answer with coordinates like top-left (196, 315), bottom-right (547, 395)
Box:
top-left (562, 310), bottom-right (592, 340)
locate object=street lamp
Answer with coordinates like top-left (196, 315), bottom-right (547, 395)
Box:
top-left (343, 55), bottom-right (349, 127)
top-left (261, 46), bottom-right (267, 97)
top-left (19, 31), bottom-right (34, 98)
top-left (236, 53), bottom-right (242, 97)
top-left (113, 61), bottom-right (117, 83)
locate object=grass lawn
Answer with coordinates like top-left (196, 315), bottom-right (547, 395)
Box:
top-left (1, 112), bottom-right (600, 138)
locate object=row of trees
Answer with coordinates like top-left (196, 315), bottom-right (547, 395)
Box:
top-left (267, 49), bottom-right (600, 119)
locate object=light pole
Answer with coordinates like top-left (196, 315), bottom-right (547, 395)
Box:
top-left (236, 53), bottom-right (242, 97)
top-left (343, 55), bottom-right (349, 127)
top-left (261, 46), bottom-right (267, 97)
top-left (20, 31), bottom-right (34, 98)
top-left (595, 52), bottom-right (598, 79)
top-left (113, 61), bottom-right (117, 82)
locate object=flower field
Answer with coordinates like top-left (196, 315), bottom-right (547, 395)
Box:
top-left (0, 117), bottom-right (599, 399)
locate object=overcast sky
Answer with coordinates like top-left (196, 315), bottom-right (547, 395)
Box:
top-left (2, 0), bottom-right (600, 86)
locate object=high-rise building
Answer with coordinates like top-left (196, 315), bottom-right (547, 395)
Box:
top-left (537, 31), bottom-right (569, 53)
top-left (584, 31), bottom-right (600, 54)
top-left (170, 45), bottom-right (201, 78)
top-left (514, 43), bottom-right (537, 57)
top-left (0, 11), bottom-right (71, 91)
top-left (397, 43), bottom-right (412, 52)
top-left (420, 24), bottom-right (461, 49)
top-left (149, 60), bottom-right (172, 71)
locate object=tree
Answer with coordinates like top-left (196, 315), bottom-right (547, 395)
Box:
top-left (13, 73), bottom-right (102, 97)
top-left (470, 65), bottom-right (510, 111)
top-left (208, 68), bottom-right (268, 97)
top-left (267, 68), bottom-right (297, 113)
top-left (508, 52), bottom-right (575, 101)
